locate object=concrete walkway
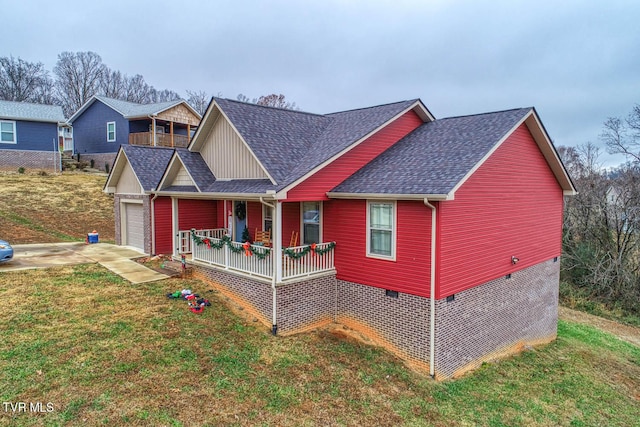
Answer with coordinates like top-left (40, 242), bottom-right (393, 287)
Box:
top-left (0, 242), bottom-right (170, 284)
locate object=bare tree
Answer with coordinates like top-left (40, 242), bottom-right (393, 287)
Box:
top-left (560, 143), bottom-right (640, 315)
top-left (0, 55), bottom-right (55, 103)
top-left (186, 90), bottom-right (210, 116)
top-left (54, 51), bottom-right (106, 116)
top-left (100, 69), bottom-right (127, 99)
top-left (236, 93), bottom-right (254, 103)
top-left (601, 104), bottom-right (640, 163)
top-left (152, 88), bottom-right (182, 103)
top-left (256, 93), bottom-right (297, 110)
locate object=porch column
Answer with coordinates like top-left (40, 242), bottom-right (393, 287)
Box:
top-left (275, 201), bottom-right (283, 283)
top-left (172, 197), bottom-right (179, 256)
top-left (170, 121), bottom-right (174, 147)
top-left (152, 117), bottom-right (157, 147)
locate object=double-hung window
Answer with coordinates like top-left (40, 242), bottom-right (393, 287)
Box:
top-left (263, 204), bottom-right (273, 233)
top-left (0, 120), bottom-right (16, 144)
top-left (367, 201), bottom-right (396, 259)
top-left (107, 122), bottom-right (116, 142)
top-left (302, 201), bottom-right (321, 245)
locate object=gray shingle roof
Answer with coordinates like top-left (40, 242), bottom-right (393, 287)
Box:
top-left (212, 98), bottom-right (419, 188)
top-left (201, 179), bottom-right (277, 194)
top-left (95, 95), bottom-right (185, 118)
top-left (331, 108), bottom-right (532, 196)
top-left (174, 149), bottom-right (215, 190)
top-left (0, 100), bottom-right (65, 122)
top-left (122, 145), bottom-right (174, 191)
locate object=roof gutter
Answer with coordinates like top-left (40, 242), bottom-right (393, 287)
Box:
top-left (423, 198), bottom-right (437, 378)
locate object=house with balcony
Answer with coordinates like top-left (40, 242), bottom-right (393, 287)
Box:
top-left (69, 95), bottom-right (200, 171)
top-left (104, 97), bottom-right (575, 379)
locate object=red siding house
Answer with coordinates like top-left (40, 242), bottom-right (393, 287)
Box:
top-left (104, 97), bottom-right (575, 379)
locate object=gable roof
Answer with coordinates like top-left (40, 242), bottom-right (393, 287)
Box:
top-left (104, 145), bottom-right (175, 193)
top-left (69, 95), bottom-right (200, 123)
top-left (0, 100), bottom-right (65, 123)
top-left (192, 98), bottom-right (432, 189)
top-left (330, 108), bottom-right (576, 198)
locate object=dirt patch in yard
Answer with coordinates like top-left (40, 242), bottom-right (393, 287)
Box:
top-left (0, 172), bottom-right (115, 243)
top-left (559, 306), bottom-right (640, 347)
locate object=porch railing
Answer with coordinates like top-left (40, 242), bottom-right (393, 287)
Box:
top-left (178, 228), bottom-right (227, 254)
top-left (190, 232), bottom-right (335, 281)
top-left (191, 234), bottom-right (273, 280)
top-left (282, 242), bottom-right (335, 280)
top-left (129, 132), bottom-right (190, 148)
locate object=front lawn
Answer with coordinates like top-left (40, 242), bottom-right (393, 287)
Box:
top-left (1, 265), bottom-right (639, 426)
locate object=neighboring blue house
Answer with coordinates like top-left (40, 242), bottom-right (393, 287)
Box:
top-left (0, 100), bottom-right (68, 172)
top-left (68, 95), bottom-right (201, 171)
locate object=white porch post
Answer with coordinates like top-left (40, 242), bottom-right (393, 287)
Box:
top-left (172, 197), bottom-right (179, 256)
top-left (275, 201), bottom-right (283, 283)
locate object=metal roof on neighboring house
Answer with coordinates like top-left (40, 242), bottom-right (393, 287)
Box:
top-left (331, 108), bottom-right (534, 196)
top-left (0, 100), bottom-right (66, 123)
top-left (68, 95), bottom-right (200, 123)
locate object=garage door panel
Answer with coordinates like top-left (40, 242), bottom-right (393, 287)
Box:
top-left (124, 203), bottom-right (144, 251)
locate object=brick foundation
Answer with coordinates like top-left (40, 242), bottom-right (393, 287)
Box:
top-left (0, 149), bottom-right (62, 172)
top-left (190, 257), bottom-right (560, 379)
top-left (434, 257), bottom-right (559, 379)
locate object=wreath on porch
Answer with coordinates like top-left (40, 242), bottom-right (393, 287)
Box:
top-left (235, 202), bottom-right (246, 220)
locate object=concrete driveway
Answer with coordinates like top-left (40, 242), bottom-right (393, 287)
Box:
top-left (0, 242), bottom-right (170, 284)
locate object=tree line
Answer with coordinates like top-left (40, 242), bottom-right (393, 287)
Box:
top-left (0, 51), bottom-right (296, 117)
top-left (559, 104), bottom-right (640, 319)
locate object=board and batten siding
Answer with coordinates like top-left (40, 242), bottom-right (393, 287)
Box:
top-left (115, 160), bottom-right (143, 194)
top-left (437, 123), bottom-right (564, 299)
top-left (286, 110), bottom-right (424, 201)
top-left (323, 199), bottom-right (432, 297)
top-left (199, 115), bottom-right (268, 179)
top-left (171, 166), bottom-right (193, 186)
top-left (153, 196), bottom-right (173, 255)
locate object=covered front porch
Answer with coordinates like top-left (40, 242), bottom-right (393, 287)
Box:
top-left (179, 228), bottom-right (335, 282)
top-left (157, 197), bottom-right (335, 283)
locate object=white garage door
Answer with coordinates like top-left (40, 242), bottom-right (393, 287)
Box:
top-left (124, 203), bottom-right (144, 251)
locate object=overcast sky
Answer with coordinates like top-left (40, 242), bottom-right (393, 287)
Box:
top-left (3, 0), bottom-right (639, 166)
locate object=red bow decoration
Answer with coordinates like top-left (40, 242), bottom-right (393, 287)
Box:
top-left (243, 241), bottom-right (252, 257)
top-left (310, 243), bottom-right (317, 255)
top-left (204, 238), bottom-right (211, 249)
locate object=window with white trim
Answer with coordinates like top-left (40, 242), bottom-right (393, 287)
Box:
top-left (302, 201), bottom-right (321, 245)
top-left (107, 121), bottom-right (116, 142)
top-left (367, 201), bottom-right (396, 259)
top-left (0, 120), bottom-right (16, 144)
top-left (263, 204), bottom-right (273, 233)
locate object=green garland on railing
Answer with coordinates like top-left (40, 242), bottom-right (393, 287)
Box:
top-left (190, 229), bottom-right (271, 260)
top-left (283, 242), bottom-right (336, 259)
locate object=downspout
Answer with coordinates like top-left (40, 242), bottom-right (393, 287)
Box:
top-left (260, 197), bottom-right (278, 335)
top-left (424, 199), bottom-right (437, 378)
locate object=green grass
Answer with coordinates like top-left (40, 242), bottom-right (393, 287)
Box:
top-left (560, 281), bottom-right (640, 327)
top-left (0, 265), bottom-right (639, 426)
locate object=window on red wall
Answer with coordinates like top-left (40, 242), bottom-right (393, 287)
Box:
top-left (302, 201), bottom-right (321, 244)
top-left (367, 201), bottom-right (396, 260)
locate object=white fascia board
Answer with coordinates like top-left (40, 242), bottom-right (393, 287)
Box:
top-left (150, 190), bottom-right (277, 200)
top-left (326, 192), bottom-right (451, 201)
top-left (279, 101), bottom-right (430, 195)
top-left (446, 112), bottom-right (531, 198)
top-left (67, 96), bottom-right (100, 123)
top-left (156, 152), bottom-right (200, 192)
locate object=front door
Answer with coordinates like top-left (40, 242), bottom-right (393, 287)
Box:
top-left (234, 201), bottom-right (247, 242)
